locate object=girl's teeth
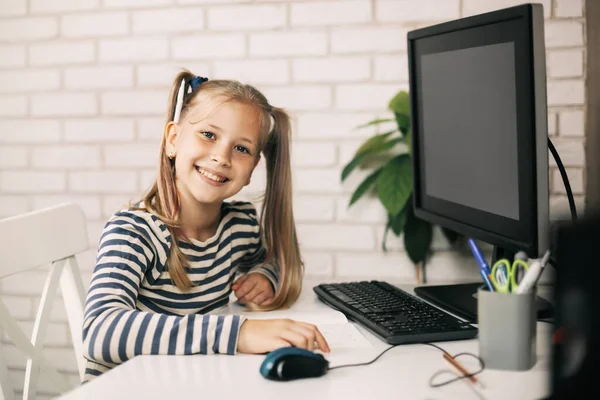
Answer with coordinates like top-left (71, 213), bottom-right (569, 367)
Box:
top-left (197, 167), bottom-right (226, 182)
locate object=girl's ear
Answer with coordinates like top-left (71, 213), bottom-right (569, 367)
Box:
top-left (165, 121), bottom-right (179, 154)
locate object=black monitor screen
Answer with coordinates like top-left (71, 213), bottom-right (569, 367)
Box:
top-left (408, 4), bottom-right (549, 255)
top-left (421, 42), bottom-right (519, 220)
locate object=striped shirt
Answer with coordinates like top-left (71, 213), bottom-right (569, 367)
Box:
top-left (81, 201), bottom-right (278, 383)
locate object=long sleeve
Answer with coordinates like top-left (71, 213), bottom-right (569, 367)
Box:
top-left (82, 218), bottom-right (246, 371)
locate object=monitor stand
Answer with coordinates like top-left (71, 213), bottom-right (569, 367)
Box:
top-left (414, 246), bottom-right (554, 323)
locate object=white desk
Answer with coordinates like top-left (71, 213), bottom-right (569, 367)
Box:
top-left (59, 280), bottom-right (553, 400)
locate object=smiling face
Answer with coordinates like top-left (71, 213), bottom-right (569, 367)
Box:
top-left (165, 98), bottom-right (262, 208)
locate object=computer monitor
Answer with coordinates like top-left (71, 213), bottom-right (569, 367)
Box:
top-left (407, 3), bottom-right (552, 320)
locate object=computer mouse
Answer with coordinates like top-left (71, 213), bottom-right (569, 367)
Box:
top-left (260, 347), bottom-right (329, 381)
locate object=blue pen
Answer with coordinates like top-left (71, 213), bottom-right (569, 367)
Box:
top-left (468, 238), bottom-right (495, 292)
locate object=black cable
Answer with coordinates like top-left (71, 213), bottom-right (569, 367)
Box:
top-left (327, 344), bottom-right (397, 370)
top-left (422, 342), bottom-right (451, 355)
top-left (548, 138), bottom-right (577, 221)
top-left (326, 342), bottom-right (486, 399)
top-left (422, 343), bottom-right (485, 386)
top-left (327, 342), bottom-right (485, 381)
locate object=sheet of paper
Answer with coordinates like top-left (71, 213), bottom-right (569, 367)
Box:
top-left (241, 310), bottom-right (348, 326)
top-left (315, 323), bottom-right (379, 368)
top-left (211, 302), bottom-right (348, 326)
top-left (316, 323), bottom-right (373, 349)
top-left (212, 303), bottom-right (379, 368)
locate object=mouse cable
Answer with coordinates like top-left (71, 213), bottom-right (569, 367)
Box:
top-left (327, 343), bottom-right (487, 399)
top-left (326, 344), bottom-right (397, 370)
top-left (326, 342), bottom-right (483, 376)
top-left (326, 342), bottom-right (469, 371)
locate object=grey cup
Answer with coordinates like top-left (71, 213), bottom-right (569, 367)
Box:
top-left (477, 287), bottom-right (537, 371)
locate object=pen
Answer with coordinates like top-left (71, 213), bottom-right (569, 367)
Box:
top-left (531, 251), bottom-right (552, 286)
top-left (468, 239), bottom-right (495, 292)
top-left (442, 353), bottom-right (483, 388)
top-left (479, 269), bottom-right (495, 292)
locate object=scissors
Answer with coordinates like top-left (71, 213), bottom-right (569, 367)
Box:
top-left (490, 258), bottom-right (529, 293)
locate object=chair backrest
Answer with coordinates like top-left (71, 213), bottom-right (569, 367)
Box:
top-left (0, 203), bottom-right (89, 400)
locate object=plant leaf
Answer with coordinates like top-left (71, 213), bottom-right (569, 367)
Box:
top-left (403, 206), bottom-right (433, 265)
top-left (389, 196), bottom-right (412, 236)
top-left (388, 91), bottom-right (410, 116)
top-left (376, 154), bottom-right (413, 216)
top-left (405, 129), bottom-right (412, 154)
top-left (341, 153), bottom-right (367, 182)
top-left (356, 118), bottom-right (394, 129)
top-left (348, 169), bottom-right (381, 206)
top-left (354, 130), bottom-right (396, 156)
top-left (341, 137), bottom-right (403, 181)
top-left (389, 209), bottom-right (407, 236)
top-left (382, 224), bottom-right (390, 253)
top-left (395, 113), bottom-right (410, 135)
top-left (441, 227), bottom-right (461, 245)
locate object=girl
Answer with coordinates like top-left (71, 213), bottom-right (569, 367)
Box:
top-left (81, 70), bottom-right (330, 382)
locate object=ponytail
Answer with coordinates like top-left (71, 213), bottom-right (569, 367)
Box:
top-left (137, 70), bottom-right (199, 291)
top-left (253, 107), bottom-right (304, 310)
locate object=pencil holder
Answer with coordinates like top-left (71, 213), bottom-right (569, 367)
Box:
top-left (477, 286), bottom-right (537, 371)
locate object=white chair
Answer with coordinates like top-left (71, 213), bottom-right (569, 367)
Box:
top-left (0, 203), bottom-right (88, 400)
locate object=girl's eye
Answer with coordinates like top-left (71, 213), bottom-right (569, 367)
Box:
top-left (201, 131), bottom-right (215, 139)
top-left (234, 145), bottom-right (250, 154)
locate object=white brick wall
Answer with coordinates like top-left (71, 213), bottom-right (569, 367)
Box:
top-left (293, 57), bottom-right (371, 83)
top-left (65, 66), bottom-right (134, 89)
top-left (173, 34), bottom-right (245, 59)
top-left (61, 13), bottom-right (129, 38)
top-left (377, 0), bottom-right (460, 22)
top-left (0, 95), bottom-right (27, 117)
top-left (0, 70), bottom-right (60, 93)
top-left (0, 45), bottom-right (26, 67)
top-left (0, 0), bottom-right (587, 397)
top-left (0, 0), bottom-right (27, 16)
top-left (213, 59), bottom-right (289, 84)
top-left (29, 41), bottom-right (96, 66)
top-left (31, 93), bottom-right (97, 117)
top-left (30, 0), bottom-right (99, 13)
top-left (208, 5), bottom-right (286, 30)
top-left (291, 1), bottom-right (372, 26)
top-left (132, 8), bottom-right (205, 33)
top-left (0, 18), bottom-right (57, 41)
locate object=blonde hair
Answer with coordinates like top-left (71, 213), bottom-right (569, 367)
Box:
top-left (137, 69), bottom-right (303, 311)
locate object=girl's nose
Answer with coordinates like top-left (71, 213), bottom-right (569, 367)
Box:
top-left (210, 146), bottom-right (231, 167)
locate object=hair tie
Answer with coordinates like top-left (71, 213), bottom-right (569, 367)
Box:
top-left (265, 104), bottom-right (275, 132)
top-left (173, 79), bottom-right (186, 123)
top-left (190, 76), bottom-right (208, 91)
top-left (173, 76), bottom-right (209, 123)
top-left (268, 113), bottom-right (275, 133)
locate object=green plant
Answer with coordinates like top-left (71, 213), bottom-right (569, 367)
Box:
top-left (341, 90), bottom-right (460, 271)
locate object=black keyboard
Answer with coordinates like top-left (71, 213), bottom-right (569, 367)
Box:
top-left (313, 281), bottom-right (478, 345)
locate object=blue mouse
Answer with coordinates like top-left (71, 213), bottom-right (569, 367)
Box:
top-left (260, 347), bottom-right (329, 381)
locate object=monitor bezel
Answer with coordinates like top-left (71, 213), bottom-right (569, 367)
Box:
top-left (407, 3), bottom-right (549, 257)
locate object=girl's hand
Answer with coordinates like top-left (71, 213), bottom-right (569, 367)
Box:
top-left (237, 319), bottom-right (331, 354)
top-left (232, 273), bottom-right (274, 306)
